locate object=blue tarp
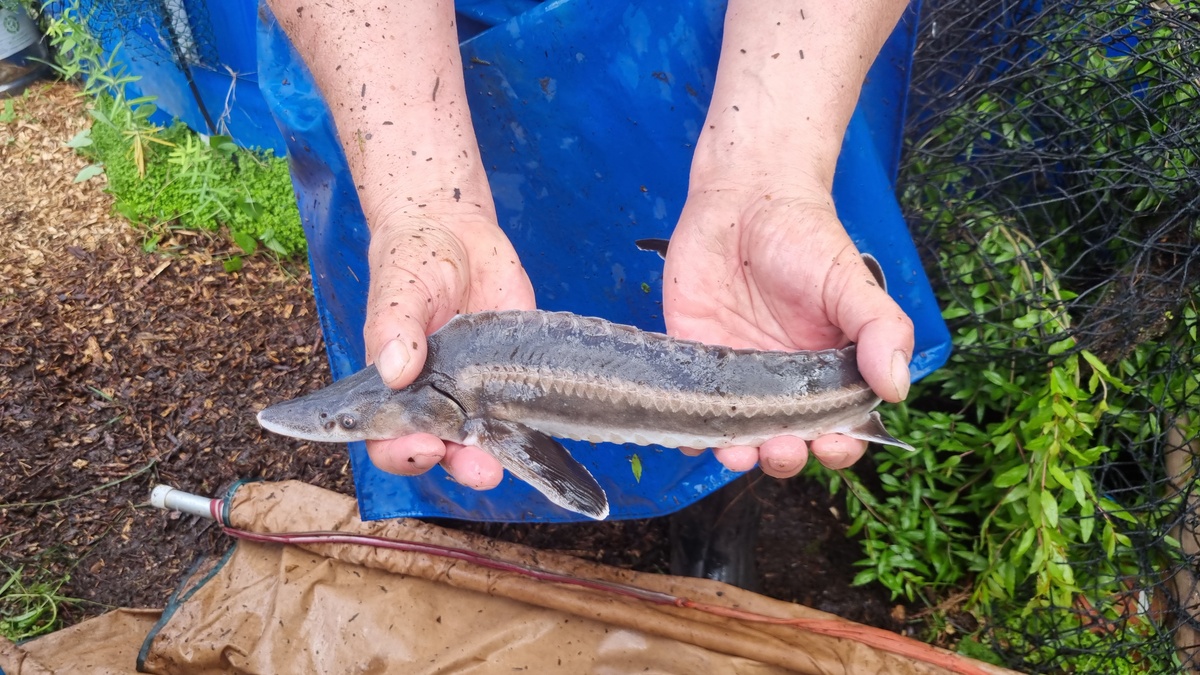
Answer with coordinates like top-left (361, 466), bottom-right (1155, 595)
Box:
top-left (255, 0), bottom-right (950, 522)
top-left (60, 0), bottom-right (950, 522)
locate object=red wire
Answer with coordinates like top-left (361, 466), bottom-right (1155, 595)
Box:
top-left (205, 498), bottom-right (994, 675)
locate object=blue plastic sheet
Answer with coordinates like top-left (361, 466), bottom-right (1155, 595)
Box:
top-left (44, 0), bottom-right (286, 152)
top-left (256, 0), bottom-right (950, 522)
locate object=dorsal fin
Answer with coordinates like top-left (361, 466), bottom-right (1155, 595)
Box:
top-left (634, 238), bottom-right (670, 260)
top-left (862, 253), bottom-right (887, 293)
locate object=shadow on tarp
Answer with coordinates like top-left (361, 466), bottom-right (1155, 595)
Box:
top-left (256, 0), bottom-right (952, 523)
top-left (0, 481), bottom-right (1013, 675)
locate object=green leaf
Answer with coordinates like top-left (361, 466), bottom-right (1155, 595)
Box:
top-left (993, 465), bottom-right (1028, 488)
top-left (141, 233), bottom-right (162, 253)
top-left (73, 163), bottom-right (105, 183)
top-left (1040, 490), bottom-right (1059, 528)
top-left (264, 238), bottom-right (289, 256)
top-left (1071, 473), bottom-right (1088, 505)
top-left (114, 200), bottom-right (140, 222)
top-left (1080, 500), bottom-right (1095, 543)
top-left (232, 230), bottom-right (258, 255)
top-left (851, 568), bottom-right (878, 587)
top-left (629, 454), bottom-right (642, 483)
top-left (1081, 350), bottom-right (1131, 392)
top-left (88, 106), bottom-right (114, 128)
top-left (223, 256), bottom-right (244, 273)
top-left (66, 128), bottom-right (93, 148)
top-left (1014, 527), bottom-right (1037, 559)
top-left (234, 198), bottom-right (264, 222)
top-left (1103, 522), bottom-right (1116, 559)
top-left (1049, 465), bottom-right (1073, 492)
top-left (1100, 497), bottom-right (1138, 524)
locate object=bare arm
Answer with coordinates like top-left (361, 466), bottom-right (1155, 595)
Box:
top-left (667, 0), bottom-right (915, 476)
top-left (267, 0), bottom-right (533, 487)
top-left (693, 0), bottom-right (912, 190)
top-left (269, 0), bottom-right (489, 226)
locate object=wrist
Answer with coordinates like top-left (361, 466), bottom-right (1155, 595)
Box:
top-left (364, 194), bottom-right (501, 245)
top-left (355, 149), bottom-right (497, 233)
top-left (690, 0), bottom-right (909, 190)
top-left (689, 129), bottom-right (838, 196)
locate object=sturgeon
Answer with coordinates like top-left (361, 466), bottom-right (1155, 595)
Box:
top-left (257, 311), bottom-right (914, 520)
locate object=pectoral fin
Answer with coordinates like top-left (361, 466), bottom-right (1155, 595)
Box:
top-left (840, 411), bottom-right (915, 452)
top-left (464, 418), bottom-right (609, 520)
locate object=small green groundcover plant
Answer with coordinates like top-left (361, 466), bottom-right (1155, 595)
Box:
top-left (0, 564), bottom-right (74, 642)
top-left (38, 2), bottom-right (306, 263)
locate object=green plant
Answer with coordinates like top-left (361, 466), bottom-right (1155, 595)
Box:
top-left (0, 565), bottom-right (74, 641)
top-left (830, 212), bottom-right (1146, 610)
top-left (35, 2), bottom-right (306, 257)
top-left (836, 0), bottom-right (1200, 624)
top-left (40, 3), bottom-right (174, 178)
top-left (971, 597), bottom-right (1180, 674)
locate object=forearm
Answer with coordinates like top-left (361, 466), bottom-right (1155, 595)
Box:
top-left (266, 0), bottom-right (493, 228)
top-left (692, 0), bottom-right (910, 190)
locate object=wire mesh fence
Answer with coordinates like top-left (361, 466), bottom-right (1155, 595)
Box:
top-left (898, 0), bottom-right (1200, 671)
top-left (52, 0), bottom-right (220, 68)
top-left (43, 0), bottom-right (222, 133)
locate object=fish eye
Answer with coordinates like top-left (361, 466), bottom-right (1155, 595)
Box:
top-left (337, 414), bottom-right (357, 430)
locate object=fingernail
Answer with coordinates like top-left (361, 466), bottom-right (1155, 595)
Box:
top-left (891, 350), bottom-right (911, 400)
top-left (377, 338), bottom-right (410, 387)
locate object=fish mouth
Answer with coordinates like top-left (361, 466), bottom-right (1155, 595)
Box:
top-left (256, 404), bottom-right (332, 443)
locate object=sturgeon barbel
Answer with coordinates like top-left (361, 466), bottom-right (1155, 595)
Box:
top-left (257, 310), bottom-right (914, 520)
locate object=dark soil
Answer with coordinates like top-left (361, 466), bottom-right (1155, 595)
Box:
top-left (0, 83), bottom-right (901, 633)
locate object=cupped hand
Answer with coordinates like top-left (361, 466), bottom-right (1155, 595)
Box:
top-left (362, 212), bottom-right (535, 489)
top-left (663, 181), bottom-right (914, 477)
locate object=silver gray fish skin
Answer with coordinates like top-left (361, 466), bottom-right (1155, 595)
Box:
top-left (257, 310), bottom-right (914, 520)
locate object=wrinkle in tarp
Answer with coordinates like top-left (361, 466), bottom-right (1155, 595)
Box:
top-left (1, 481), bottom-right (1014, 675)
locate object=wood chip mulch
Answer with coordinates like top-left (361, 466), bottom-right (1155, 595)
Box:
top-left (0, 81), bottom-right (899, 632)
top-left (0, 83), bottom-right (346, 616)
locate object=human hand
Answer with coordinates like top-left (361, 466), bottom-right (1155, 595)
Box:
top-left (362, 212), bottom-right (535, 489)
top-left (665, 0), bottom-right (913, 478)
top-left (663, 180), bottom-right (914, 477)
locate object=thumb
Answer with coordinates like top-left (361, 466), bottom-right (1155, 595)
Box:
top-left (825, 252), bottom-right (915, 403)
top-left (363, 246), bottom-right (446, 390)
top-left (362, 223), bottom-right (473, 390)
top-left (369, 312), bottom-right (436, 386)
top-left (855, 314), bottom-right (914, 403)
